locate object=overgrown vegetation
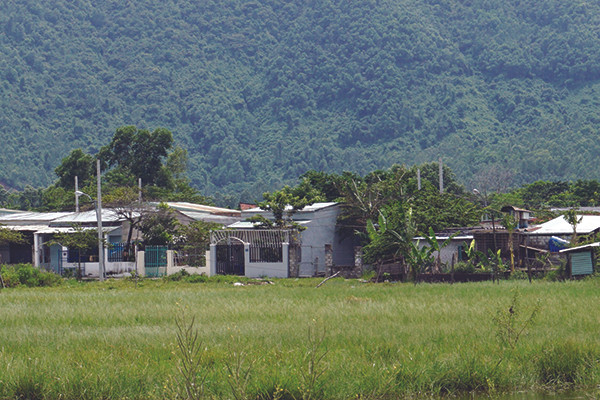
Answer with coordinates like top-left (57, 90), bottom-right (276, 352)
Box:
top-left (3, 1), bottom-right (600, 204)
top-left (0, 279), bottom-right (599, 399)
top-left (0, 263), bottom-right (62, 288)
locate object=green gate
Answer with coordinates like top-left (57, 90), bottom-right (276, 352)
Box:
top-left (145, 246), bottom-right (168, 277)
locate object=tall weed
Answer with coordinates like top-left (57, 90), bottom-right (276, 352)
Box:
top-left (169, 308), bottom-right (209, 400)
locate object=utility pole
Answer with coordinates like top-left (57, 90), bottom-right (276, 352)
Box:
top-left (97, 159), bottom-right (104, 282)
top-left (438, 157), bottom-right (444, 194)
top-left (75, 176), bottom-right (79, 212)
top-left (417, 168), bottom-right (421, 190)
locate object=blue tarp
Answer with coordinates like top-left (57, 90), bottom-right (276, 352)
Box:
top-left (548, 236), bottom-right (569, 252)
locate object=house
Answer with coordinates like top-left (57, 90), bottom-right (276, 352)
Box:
top-left (209, 202), bottom-right (358, 278)
top-left (0, 210), bottom-right (134, 276)
top-left (500, 205), bottom-right (532, 228)
top-left (525, 214), bottom-right (600, 250)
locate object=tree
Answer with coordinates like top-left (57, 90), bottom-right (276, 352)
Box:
top-left (139, 203), bottom-right (180, 246)
top-left (99, 126), bottom-right (174, 188)
top-left (176, 221), bottom-right (221, 267)
top-left (337, 166), bottom-right (409, 240)
top-left (48, 225), bottom-right (97, 279)
top-left (412, 189), bottom-right (480, 233)
top-left (362, 201), bottom-right (416, 265)
top-left (0, 225), bottom-right (24, 258)
top-left (563, 208), bottom-right (583, 245)
top-left (252, 186), bottom-right (317, 228)
top-left (103, 186), bottom-right (148, 258)
top-left (54, 149), bottom-right (95, 190)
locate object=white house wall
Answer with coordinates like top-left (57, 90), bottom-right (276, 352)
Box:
top-left (294, 206), bottom-right (354, 275)
top-left (415, 239), bottom-right (470, 266)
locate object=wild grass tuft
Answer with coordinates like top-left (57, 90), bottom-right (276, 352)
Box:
top-left (537, 341), bottom-right (597, 386)
top-left (170, 307), bottom-right (209, 400)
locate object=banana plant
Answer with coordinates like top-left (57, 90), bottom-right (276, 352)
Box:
top-left (501, 212), bottom-right (519, 272)
top-left (424, 226), bottom-right (457, 273)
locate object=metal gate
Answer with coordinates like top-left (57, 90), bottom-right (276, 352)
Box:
top-left (145, 245), bottom-right (168, 277)
top-left (216, 241), bottom-right (245, 275)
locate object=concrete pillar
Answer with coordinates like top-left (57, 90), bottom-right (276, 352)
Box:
top-left (282, 243), bottom-right (289, 278)
top-left (33, 233), bottom-right (40, 268)
top-left (324, 244), bottom-right (333, 276)
top-left (243, 243), bottom-right (250, 276)
top-left (137, 251), bottom-right (145, 277)
top-left (166, 250), bottom-right (174, 275)
top-left (209, 244), bottom-right (217, 276)
top-left (288, 244), bottom-right (300, 278)
top-left (205, 250), bottom-right (212, 276)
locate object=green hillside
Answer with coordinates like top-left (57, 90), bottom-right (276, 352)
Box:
top-left (2, 0), bottom-right (600, 202)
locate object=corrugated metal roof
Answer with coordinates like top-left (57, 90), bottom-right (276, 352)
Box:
top-left (243, 202), bottom-right (338, 214)
top-left (529, 215), bottom-right (600, 235)
top-left (0, 208), bottom-right (26, 216)
top-left (559, 242), bottom-right (600, 253)
top-left (176, 211), bottom-right (240, 225)
top-left (159, 202), bottom-right (241, 216)
top-left (413, 235), bottom-right (473, 241)
top-left (228, 220), bottom-right (310, 229)
top-left (0, 212), bottom-right (72, 224)
top-left (50, 210), bottom-right (123, 225)
top-left (1, 225), bottom-right (118, 234)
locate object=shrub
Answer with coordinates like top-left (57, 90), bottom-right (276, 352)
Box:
top-left (0, 264), bottom-right (62, 288)
top-left (453, 261), bottom-right (475, 273)
top-left (163, 270), bottom-right (208, 283)
top-left (0, 265), bottom-right (20, 287)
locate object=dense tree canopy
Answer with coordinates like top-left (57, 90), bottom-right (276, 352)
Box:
top-left (2, 1), bottom-right (600, 204)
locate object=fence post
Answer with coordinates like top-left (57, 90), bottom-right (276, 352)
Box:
top-left (137, 251), bottom-right (145, 277)
top-left (282, 242), bottom-right (289, 278)
top-left (166, 250), bottom-right (174, 275)
top-left (209, 244), bottom-right (216, 276)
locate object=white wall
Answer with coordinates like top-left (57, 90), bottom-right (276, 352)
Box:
top-left (245, 243), bottom-right (289, 278)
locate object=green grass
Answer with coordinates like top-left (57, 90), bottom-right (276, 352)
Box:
top-left (0, 277), bottom-right (599, 399)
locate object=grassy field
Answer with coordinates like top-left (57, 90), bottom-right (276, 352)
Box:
top-left (0, 276), bottom-right (599, 399)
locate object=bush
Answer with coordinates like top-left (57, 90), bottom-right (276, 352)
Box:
top-left (453, 262), bottom-right (475, 273)
top-left (0, 264), bottom-right (62, 288)
top-left (163, 269), bottom-right (209, 283)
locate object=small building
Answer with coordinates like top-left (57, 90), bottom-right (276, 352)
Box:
top-left (500, 205), bottom-right (532, 229)
top-left (525, 214), bottom-right (600, 250)
top-left (0, 210), bottom-right (134, 276)
top-left (209, 203), bottom-right (358, 278)
top-left (560, 243), bottom-right (598, 277)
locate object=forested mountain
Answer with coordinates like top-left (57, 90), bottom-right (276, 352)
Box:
top-left (2, 0), bottom-right (600, 204)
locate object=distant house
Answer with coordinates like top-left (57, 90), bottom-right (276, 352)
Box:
top-left (525, 214), bottom-right (600, 250)
top-left (0, 210), bottom-right (132, 276)
top-left (209, 202), bottom-right (358, 278)
top-left (0, 202), bottom-right (243, 278)
top-left (500, 205), bottom-right (532, 229)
